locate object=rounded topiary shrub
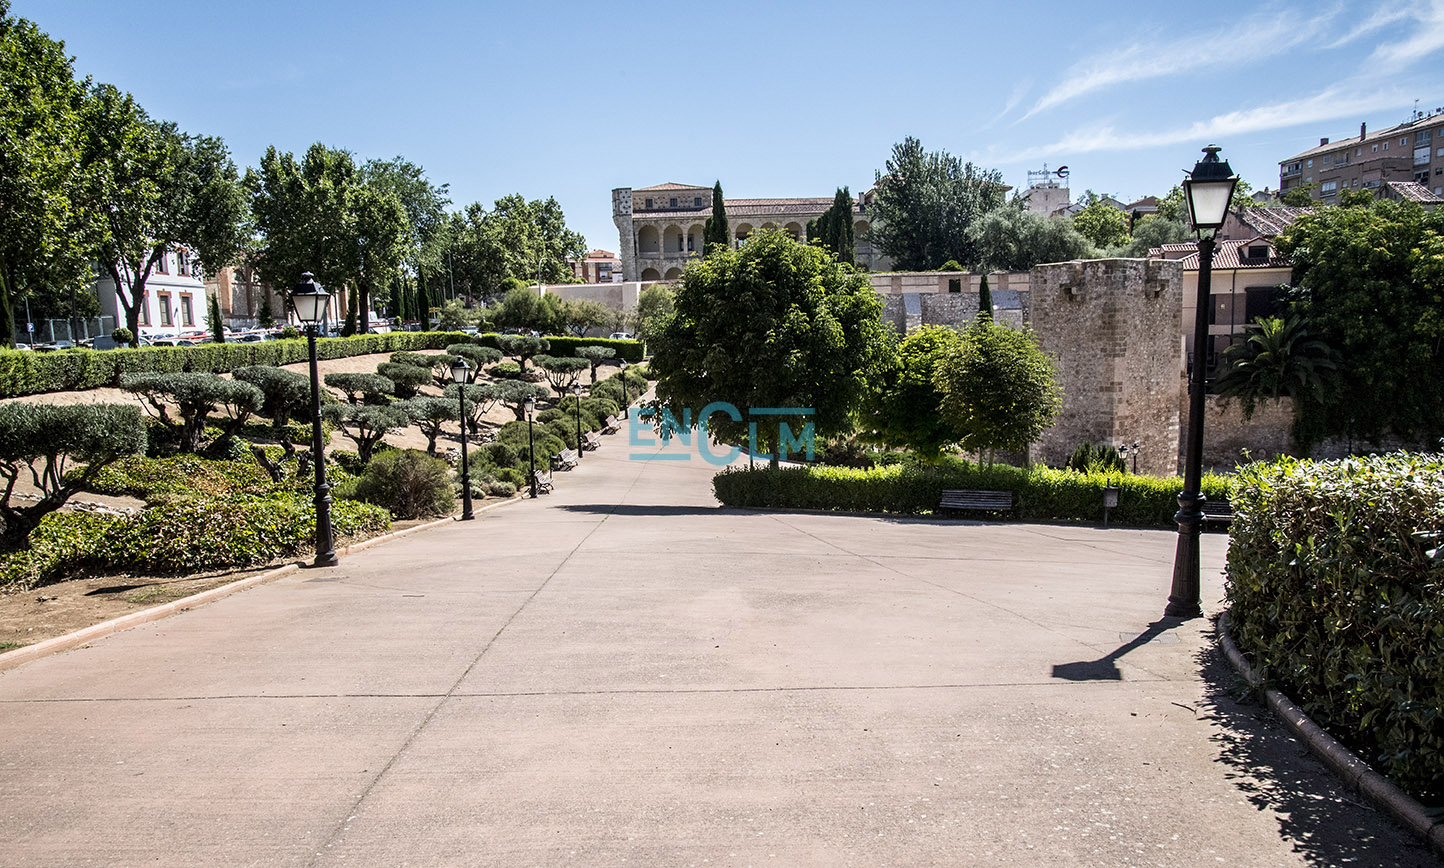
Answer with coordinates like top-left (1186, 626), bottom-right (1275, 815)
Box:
top-left (351, 449), bottom-right (456, 519)
top-left (489, 361), bottom-right (523, 380)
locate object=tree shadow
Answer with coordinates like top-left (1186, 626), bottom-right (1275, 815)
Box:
top-left (556, 504), bottom-right (728, 518)
top-left (1196, 634), bottom-right (1437, 866)
top-left (1051, 617), bottom-right (1180, 681)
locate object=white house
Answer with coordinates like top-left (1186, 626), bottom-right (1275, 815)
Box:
top-left (94, 247), bottom-right (210, 338)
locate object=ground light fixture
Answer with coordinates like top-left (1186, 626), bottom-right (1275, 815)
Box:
top-left (1168, 145), bottom-right (1238, 619)
top-left (525, 395), bottom-right (538, 498)
top-left (572, 383), bottom-right (583, 461)
top-left (619, 359), bottom-right (629, 419)
top-left (451, 357), bottom-right (474, 520)
top-left (291, 272), bottom-right (338, 567)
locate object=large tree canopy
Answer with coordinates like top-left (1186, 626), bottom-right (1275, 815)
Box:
top-left (0, 2), bottom-right (95, 346)
top-left (807, 187), bottom-right (855, 264)
top-left (863, 325), bottom-right (964, 459)
top-left (868, 137), bottom-right (1006, 271)
top-left (968, 201), bottom-right (1097, 271)
top-left (649, 230), bottom-right (892, 461)
top-left (1274, 198), bottom-right (1444, 449)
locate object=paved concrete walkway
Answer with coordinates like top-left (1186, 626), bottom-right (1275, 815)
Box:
top-left (0, 433), bottom-right (1433, 866)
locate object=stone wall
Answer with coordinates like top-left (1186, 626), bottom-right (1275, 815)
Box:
top-left (920, 293), bottom-right (977, 326)
top-left (879, 295), bottom-right (907, 335)
top-left (1030, 259), bottom-right (1183, 477)
top-left (1196, 395), bottom-right (1296, 472)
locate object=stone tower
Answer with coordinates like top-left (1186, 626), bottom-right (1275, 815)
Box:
top-left (612, 188), bottom-right (635, 283)
top-left (1029, 259), bottom-right (1183, 477)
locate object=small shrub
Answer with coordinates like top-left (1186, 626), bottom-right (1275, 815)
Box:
top-left (1065, 441), bottom-right (1127, 474)
top-left (489, 361), bottom-right (523, 380)
top-left (279, 326), bottom-right (301, 340)
top-left (232, 366), bottom-right (311, 427)
top-left (375, 362), bottom-right (431, 399)
top-left (350, 449), bottom-right (456, 519)
top-left (325, 372), bottom-right (395, 405)
top-left (111, 327), bottom-right (134, 346)
top-left (485, 480), bottom-right (517, 498)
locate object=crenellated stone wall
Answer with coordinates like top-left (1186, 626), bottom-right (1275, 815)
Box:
top-left (1029, 259), bottom-right (1184, 477)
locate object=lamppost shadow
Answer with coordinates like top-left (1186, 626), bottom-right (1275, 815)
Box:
top-left (1051, 617), bottom-right (1183, 681)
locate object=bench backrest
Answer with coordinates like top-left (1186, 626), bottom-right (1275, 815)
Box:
top-left (939, 489), bottom-right (1014, 510)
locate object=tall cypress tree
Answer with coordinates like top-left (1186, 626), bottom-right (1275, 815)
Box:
top-left (415, 278), bottom-right (430, 330)
top-left (978, 272), bottom-right (993, 322)
top-left (388, 282), bottom-right (402, 323)
top-left (342, 286), bottom-right (358, 336)
top-left (703, 181), bottom-right (729, 255)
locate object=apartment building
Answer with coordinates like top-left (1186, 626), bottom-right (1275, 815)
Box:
top-left (1279, 109), bottom-right (1444, 201)
top-left (94, 247), bottom-right (209, 337)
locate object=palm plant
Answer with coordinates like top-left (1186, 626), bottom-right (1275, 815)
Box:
top-left (1214, 315), bottom-right (1339, 420)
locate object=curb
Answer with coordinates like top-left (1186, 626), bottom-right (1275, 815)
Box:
top-left (0, 494), bottom-right (525, 675)
top-left (1217, 611), bottom-right (1444, 859)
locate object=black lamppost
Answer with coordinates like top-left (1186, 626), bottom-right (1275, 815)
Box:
top-left (620, 359), bottom-right (629, 419)
top-left (451, 357), bottom-right (474, 520)
top-left (292, 273), bottom-right (338, 568)
top-left (572, 383), bottom-right (583, 460)
top-left (1168, 145), bottom-right (1238, 619)
top-left (525, 395), bottom-right (539, 498)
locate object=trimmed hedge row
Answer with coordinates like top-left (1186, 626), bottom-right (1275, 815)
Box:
top-left (0, 332), bottom-right (645, 398)
top-left (1226, 452), bottom-right (1444, 800)
top-left (711, 460), bottom-right (1236, 526)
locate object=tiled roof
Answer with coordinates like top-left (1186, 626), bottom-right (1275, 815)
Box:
top-left (1236, 206), bottom-right (1313, 236)
top-left (584, 249), bottom-right (617, 260)
top-left (636, 182), bottom-right (709, 192)
top-left (1161, 239), bottom-right (1294, 271)
top-left (724, 197), bottom-right (835, 217)
top-left (1382, 180), bottom-right (1444, 203)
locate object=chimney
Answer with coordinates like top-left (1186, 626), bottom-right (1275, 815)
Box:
top-left (1320, 137), bottom-right (1329, 146)
top-left (1361, 121), bottom-right (1367, 139)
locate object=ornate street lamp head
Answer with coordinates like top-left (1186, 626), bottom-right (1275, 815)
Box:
top-left (1182, 145), bottom-right (1238, 234)
top-left (450, 357), bottom-right (470, 384)
top-left (290, 272), bottom-right (330, 325)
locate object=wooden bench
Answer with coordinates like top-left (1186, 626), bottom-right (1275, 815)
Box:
top-left (938, 489), bottom-right (1014, 516)
top-left (582, 430), bottom-right (603, 451)
top-left (551, 448), bottom-right (580, 471)
top-left (533, 469), bottom-right (553, 495)
top-left (602, 415), bottom-right (621, 434)
top-left (1200, 498), bottom-right (1234, 525)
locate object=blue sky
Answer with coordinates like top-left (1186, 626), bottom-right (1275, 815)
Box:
top-left (19, 0), bottom-right (1444, 253)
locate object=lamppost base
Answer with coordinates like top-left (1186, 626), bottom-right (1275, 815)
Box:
top-left (310, 552), bottom-right (339, 568)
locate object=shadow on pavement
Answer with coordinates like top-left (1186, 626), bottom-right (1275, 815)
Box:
top-left (557, 504), bottom-right (726, 517)
top-left (1051, 618), bottom-right (1181, 681)
top-left (1195, 635), bottom-right (1437, 867)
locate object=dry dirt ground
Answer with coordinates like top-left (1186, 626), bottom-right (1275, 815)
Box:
top-left (0, 351), bottom-right (602, 654)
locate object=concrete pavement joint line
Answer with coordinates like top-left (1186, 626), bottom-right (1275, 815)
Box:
top-left (0, 678), bottom-right (1174, 705)
top-left (1217, 611), bottom-right (1444, 860)
top-left (304, 472), bottom-right (635, 866)
top-left (765, 513), bottom-right (1173, 679)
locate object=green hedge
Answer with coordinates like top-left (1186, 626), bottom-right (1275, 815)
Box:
top-left (0, 332), bottom-right (474, 398)
top-left (712, 460), bottom-right (1235, 526)
top-left (1226, 452), bottom-right (1444, 800)
top-left (473, 333), bottom-right (643, 363)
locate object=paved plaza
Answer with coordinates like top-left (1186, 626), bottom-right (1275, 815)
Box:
top-left (0, 435), bottom-right (1433, 866)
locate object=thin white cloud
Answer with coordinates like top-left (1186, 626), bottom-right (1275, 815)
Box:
top-left (1326, 6), bottom-right (1413, 48)
top-left (981, 79), bottom-right (1033, 130)
top-left (1016, 7), bottom-right (1340, 122)
top-left (1368, 0), bottom-right (1444, 63)
top-left (986, 86), bottom-right (1410, 165)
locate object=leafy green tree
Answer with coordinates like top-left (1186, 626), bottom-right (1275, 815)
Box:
top-left (968, 202), bottom-right (1097, 271)
top-left (322, 403), bottom-right (410, 463)
top-left (807, 187), bottom-right (855, 264)
top-left (649, 230), bottom-right (891, 463)
top-left (375, 362), bottom-right (431, 399)
top-left (1115, 214), bottom-right (1191, 257)
top-left (445, 344), bottom-right (502, 381)
top-left (869, 137), bottom-right (1006, 270)
top-left (361, 157), bottom-right (450, 326)
top-left (1071, 192), bottom-right (1130, 249)
top-left (350, 183), bottom-right (408, 333)
top-left (1274, 199), bottom-right (1444, 449)
top-left (0, 4), bottom-right (96, 347)
top-left (556, 298), bottom-right (612, 337)
top-left (1214, 315), bottom-right (1339, 441)
top-left (232, 365), bottom-right (311, 429)
top-left (122, 372), bottom-right (264, 453)
top-left (0, 403), bottom-right (147, 547)
top-left (863, 325), bottom-right (962, 459)
top-left (496, 333), bottom-right (550, 370)
top-left (247, 143), bottom-right (358, 306)
top-left (398, 396), bottom-right (464, 455)
top-left (1280, 184), bottom-right (1315, 207)
top-left (534, 354), bottom-right (589, 394)
top-left (636, 283), bottom-right (675, 343)
top-left (934, 320), bottom-right (1062, 463)
top-left (324, 372), bottom-right (395, 405)
top-left (209, 293), bottom-right (225, 342)
top-left (487, 379), bottom-right (552, 421)
top-left (703, 181), bottom-right (729, 255)
top-left (85, 90), bottom-right (249, 345)
top-left (574, 345), bottom-right (616, 382)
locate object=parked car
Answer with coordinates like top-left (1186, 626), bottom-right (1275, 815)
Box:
top-left (609, 332), bottom-right (634, 341)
